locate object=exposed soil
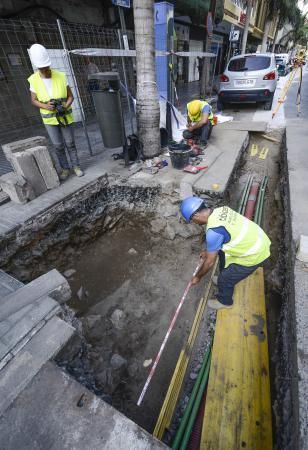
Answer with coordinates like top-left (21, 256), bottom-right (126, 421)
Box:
top-left (57, 217), bottom-right (207, 432)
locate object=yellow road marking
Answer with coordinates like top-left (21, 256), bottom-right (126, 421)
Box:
top-left (259, 147), bottom-right (269, 160)
top-left (250, 144), bottom-right (259, 156)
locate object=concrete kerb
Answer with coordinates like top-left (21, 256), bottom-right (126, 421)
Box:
top-left (0, 127), bottom-right (250, 241)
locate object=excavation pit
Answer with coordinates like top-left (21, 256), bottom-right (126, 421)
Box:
top-left (56, 217), bottom-right (207, 432)
top-left (0, 128), bottom-right (301, 446)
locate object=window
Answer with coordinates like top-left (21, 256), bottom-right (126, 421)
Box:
top-left (228, 56), bottom-right (271, 72)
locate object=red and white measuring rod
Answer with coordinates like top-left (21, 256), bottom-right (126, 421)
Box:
top-left (137, 259), bottom-right (204, 406)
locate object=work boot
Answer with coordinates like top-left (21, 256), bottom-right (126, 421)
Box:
top-left (59, 169), bottom-right (70, 181)
top-left (207, 298), bottom-right (233, 310)
top-left (73, 166), bottom-right (84, 177)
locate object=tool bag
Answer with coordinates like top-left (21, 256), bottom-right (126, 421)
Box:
top-left (113, 134), bottom-right (144, 162)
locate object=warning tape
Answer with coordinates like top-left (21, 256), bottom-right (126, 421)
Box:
top-left (70, 48), bottom-right (216, 58)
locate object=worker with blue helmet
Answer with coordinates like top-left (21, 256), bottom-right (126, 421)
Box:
top-left (180, 196), bottom-right (271, 310)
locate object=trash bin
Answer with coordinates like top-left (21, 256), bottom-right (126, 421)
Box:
top-left (88, 72), bottom-right (125, 148)
top-left (168, 143), bottom-right (191, 169)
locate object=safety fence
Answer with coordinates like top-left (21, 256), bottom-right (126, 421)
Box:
top-left (0, 18), bottom-right (136, 165)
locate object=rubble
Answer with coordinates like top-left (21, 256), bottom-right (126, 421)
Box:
top-left (0, 173), bottom-right (32, 204)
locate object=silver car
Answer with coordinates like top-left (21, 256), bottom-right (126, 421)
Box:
top-left (219, 53), bottom-right (278, 110)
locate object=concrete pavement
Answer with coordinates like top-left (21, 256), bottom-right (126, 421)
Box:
top-left (284, 65), bottom-right (308, 450)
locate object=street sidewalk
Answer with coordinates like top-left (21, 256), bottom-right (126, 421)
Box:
top-left (284, 66), bottom-right (308, 450)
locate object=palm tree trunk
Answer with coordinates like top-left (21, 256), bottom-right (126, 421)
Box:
top-left (200, 38), bottom-right (212, 98)
top-left (133, 0), bottom-right (160, 158)
top-left (261, 19), bottom-right (271, 53)
top-left (272, 18), bottom-right (280, 53)
top-left (241, 0), bottom-right (253, 54)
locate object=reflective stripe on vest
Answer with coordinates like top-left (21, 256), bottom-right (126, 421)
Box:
top-left (28, 70), bottom-right (74, 126)
top-left (207, 207), bottom-right (271, 268)
top-left (187, 100), bottom-right (214, 124)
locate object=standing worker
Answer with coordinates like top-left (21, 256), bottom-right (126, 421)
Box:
top-left (180, 197), bottom-right (271, 310)
top-left (28, 44), bottom-right (84, 180)
top-left (183, 99), bottom-right (214, 148)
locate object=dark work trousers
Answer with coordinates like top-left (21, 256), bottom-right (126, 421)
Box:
top-left (216, 253), bottom-right (267, 306)
top-left (183, 121), bottom-right (213, 145)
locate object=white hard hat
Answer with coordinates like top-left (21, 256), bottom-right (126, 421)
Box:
top-left (29, 44), bottom-right (51, 68)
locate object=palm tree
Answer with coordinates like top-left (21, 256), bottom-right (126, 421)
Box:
top-left (133, 0), bottom-right (160, 158)
top-left (272, 0), bottom-right (303, 51)
top-left (277, 11), bottom-right (308, 49)
top-left (261, 0), bottom-right (279, 53)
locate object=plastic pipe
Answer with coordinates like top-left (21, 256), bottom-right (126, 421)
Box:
top-left (238, 174), bottom-right (252, 215)
top-left (257, 176), bottom-right (268, 225)
top-left (172, 345), bottom-right (212, 450)
top-left (179, 350), bottom-right (212, 450)
top-left (244, 182), bottom-right (260, 219)
top-left (240, 175), bottom-right (254, 215)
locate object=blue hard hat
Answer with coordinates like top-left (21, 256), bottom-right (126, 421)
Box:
top-left (180, 196), bottom-right (207, 223)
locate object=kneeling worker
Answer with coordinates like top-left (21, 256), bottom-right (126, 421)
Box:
top-left (183, 99), bottom-right (214, 147)
top-left (180, 197), bottom-right (271, 310)
top-left (28, 44), bottom-right (83, 180)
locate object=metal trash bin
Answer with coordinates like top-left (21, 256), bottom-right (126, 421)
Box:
top-left (88, 72), bottom-right (125, 148)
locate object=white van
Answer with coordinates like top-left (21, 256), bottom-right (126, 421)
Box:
top-left (275, 53), bottom-right (290, 65)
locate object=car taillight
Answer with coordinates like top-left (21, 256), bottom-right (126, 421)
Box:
top-left (263, 71), bottom-right (276, 80)
top-left (220, 73), bottom-right (229, 82)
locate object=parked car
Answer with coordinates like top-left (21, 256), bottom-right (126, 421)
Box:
top-left (277, 62), bottom-right (291, 77)
top-left (219, 53), bottom-right (278, 110)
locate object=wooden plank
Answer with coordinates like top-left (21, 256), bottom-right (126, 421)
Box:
top-left (201, 268), bottom-right (272, 450)
top-left (153, 262), bottom-right (218, 439)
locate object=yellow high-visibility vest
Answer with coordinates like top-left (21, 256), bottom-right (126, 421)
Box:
top-left (187, 100), bottom-right (214, 124)
top-left (28, 70), bottom-right (73, 126)
top-left (207, 206), bottom-right (271, 268)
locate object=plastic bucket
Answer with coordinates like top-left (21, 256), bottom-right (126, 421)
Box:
top-left (168, 144), bottom-right (191, 170)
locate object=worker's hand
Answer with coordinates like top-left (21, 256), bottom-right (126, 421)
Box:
top-left (200, 250), bottom-right (207, 260)
top-left (188, 125), bottom-right (193, 132)
top-left (191, 275), bottom-right (200, 285)
top-left (45, 101), bottom-right (56, 111)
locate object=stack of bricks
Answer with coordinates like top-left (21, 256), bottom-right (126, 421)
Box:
top-left (0, 137), bottom-right (60, 204)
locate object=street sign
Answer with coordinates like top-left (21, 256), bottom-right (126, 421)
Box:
top-left (112, 0), bottom-right (130, 7)
top-left (230, 30), bottom-right (240, 42)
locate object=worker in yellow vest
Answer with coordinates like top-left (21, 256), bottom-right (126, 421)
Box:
top-left (28, 44), bottom-right (83, 180)
top-left (180, 197), bottom-right (271, 310)
top-left (183, 100), bottom-right (215, 148)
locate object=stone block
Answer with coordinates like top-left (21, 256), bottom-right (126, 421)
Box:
top-left (0, 296), bottom-right (60, 360)
top-left (0, 190), bottom-right (10, 206)
top-left (12, 152), bottom-right (47, 197)
top-left (29, 146), bottom-right (60, 190)
top-left (0, 269), bottom-right (71, 322)
top-left (2, 136), bottom-right (47, 161)
top-left (0, 173), bottom-right (33, 204)
top-left (0, 316), bottom-right (74, 415)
